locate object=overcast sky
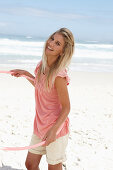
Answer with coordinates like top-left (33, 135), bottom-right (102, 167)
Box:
top-left (0, 0), bottom-right (113, 42)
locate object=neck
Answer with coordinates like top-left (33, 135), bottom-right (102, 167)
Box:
top-left (47, 55), bottom-right (58, 67)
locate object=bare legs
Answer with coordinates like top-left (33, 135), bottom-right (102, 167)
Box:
top-left (48, 163), bottom-right (62, 170)
top-left (25, 152), bottom-right (42, 170)
top-left (25, 152), bottom-right (63, 170)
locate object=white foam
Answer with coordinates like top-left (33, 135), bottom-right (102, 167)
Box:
top-left (73, 48), bottom-right (113, 59)
top-left (0, 37), bottom-right (113, 72)
top-left (77, 43), bottom-right (113, 50)
top-left (0, 38), bottom-right (44, 47)
top-left (9, 59), bottom-right (39, 63)
top-left (0, 38), bottom-right (113, 59)
top-left (0, 38), bottom-right (44, 56)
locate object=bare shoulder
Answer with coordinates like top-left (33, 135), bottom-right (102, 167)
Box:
top-left (55, 76), bottom-right (70, 107)
top-left (55, 76), bottom-right (67, 88)
top-left (55, 76), bottom-right (68, 97)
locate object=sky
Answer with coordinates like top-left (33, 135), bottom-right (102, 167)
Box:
top-left (0, 0), bottom-right (113, 42)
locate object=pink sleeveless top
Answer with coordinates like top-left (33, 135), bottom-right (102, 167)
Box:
top-left (33, 61), bottom-right (70, 139)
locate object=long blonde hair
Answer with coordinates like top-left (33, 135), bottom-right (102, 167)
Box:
top-left (37, 28), bottom-right (75, 90)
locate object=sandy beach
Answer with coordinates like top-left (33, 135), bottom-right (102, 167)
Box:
top-left (0, 68), bottom-right (113, 170)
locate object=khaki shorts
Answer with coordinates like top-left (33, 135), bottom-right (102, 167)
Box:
top-left (28, 133), bottom-right (69, 165)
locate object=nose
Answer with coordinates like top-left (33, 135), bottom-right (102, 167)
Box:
top-left (49, 40), bottom-right (54, 47)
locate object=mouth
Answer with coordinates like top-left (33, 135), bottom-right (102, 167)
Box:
top-left (47, 45), bottom-right (54, 51)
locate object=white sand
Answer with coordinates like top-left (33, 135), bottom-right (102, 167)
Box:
top-left (0, 68), bottom-right (113, 170)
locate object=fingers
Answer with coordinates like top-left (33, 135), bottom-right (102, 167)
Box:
top-left (10, 71), bottom-right (20, 77)
top-left (11, 74), bottom-right (20, 77)
top-left (42, 135), bottom-right (47, 141)
top-left (10, 69), bottom-right (27, 78)
top-left (42, 136), bottom-right (55, 146)
top-left (10, 69), bottom-right (22, 77)
top-left (42, 135), bottom-right (49, 146)
top-left (42, 139), bottom-right (49, 146)
top-left (13, 73), bottom-right (20, 77)
top-left (42, 130), bottom-right (56, 146)
top-left (10, 69), bottom-right (20, 73)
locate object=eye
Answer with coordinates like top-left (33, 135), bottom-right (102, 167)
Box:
top-left (56, 41), bottom-right (60, 46)
top-left (51, 36), bottom-right (54, 40)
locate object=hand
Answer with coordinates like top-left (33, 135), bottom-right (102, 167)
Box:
top-left (42, 128), bottom-right (57, 146)
top-left (10, 69), bottom-right (28, 77)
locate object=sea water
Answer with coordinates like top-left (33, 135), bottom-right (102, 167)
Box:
top-left (0, 34), bottom-right (113, 72)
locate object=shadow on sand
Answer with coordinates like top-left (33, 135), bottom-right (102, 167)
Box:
top-left (0, 165), bottom-right (23, 170)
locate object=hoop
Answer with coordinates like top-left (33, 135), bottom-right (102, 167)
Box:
top-left (0, 71), bottom-right (63, 151)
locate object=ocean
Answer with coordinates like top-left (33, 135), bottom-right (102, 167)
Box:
top-left (0, 34), bottom-right (113, 72)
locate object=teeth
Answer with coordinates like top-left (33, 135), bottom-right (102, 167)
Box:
top-left (48, 46), bottom-right (53, 51)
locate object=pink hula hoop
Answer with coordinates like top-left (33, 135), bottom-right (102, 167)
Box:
top-left (0, 71), bottom-right (63, 151)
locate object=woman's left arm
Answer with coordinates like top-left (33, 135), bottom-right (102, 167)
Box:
top-left (43, 76), bottom-right (70, 146)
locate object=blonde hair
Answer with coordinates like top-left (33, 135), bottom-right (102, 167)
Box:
top-left (37, 28), bottom-right (75, 90)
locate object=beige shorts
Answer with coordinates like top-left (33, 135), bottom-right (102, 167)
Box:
top-left (28, 133), bottom-right (69, 165)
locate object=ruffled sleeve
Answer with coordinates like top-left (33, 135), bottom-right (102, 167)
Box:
top-left (34, 60), bottom-right (42, 75)
top-left (56, 69), bottom-right (70, 85)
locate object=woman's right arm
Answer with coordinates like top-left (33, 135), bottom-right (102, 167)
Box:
top-left (10, 69), bottom-right (35, 87)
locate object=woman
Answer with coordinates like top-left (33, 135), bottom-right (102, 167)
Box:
top-left (11, 28), bottom-right (75, 170)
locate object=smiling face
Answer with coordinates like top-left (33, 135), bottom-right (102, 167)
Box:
top-left (45, 33), bottom-right (65, 59)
